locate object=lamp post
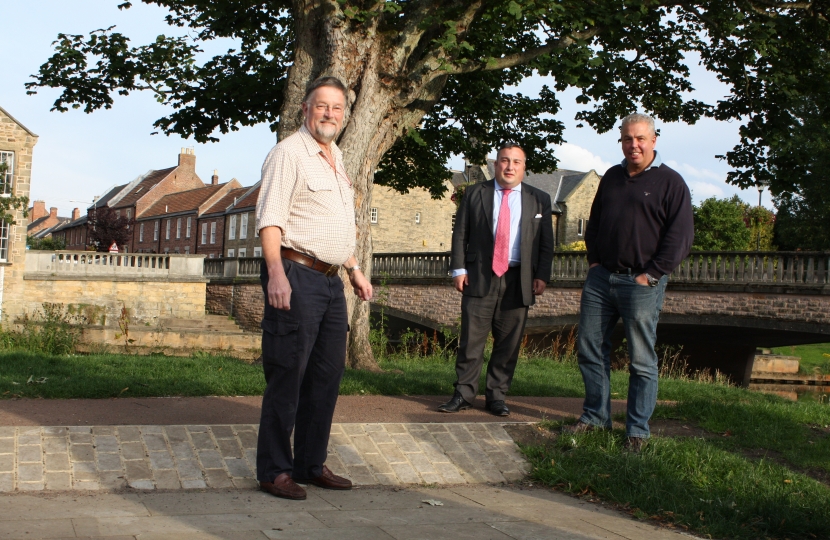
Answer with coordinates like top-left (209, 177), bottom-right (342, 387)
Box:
top-left (756, 183), bottom-right (765, 251)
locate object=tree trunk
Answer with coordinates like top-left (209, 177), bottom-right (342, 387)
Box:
top-left (281, 0), bottom-right (452, 370)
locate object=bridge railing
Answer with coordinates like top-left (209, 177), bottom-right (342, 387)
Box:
top-left (26, 250), bottom-right (206, 279)
top-left (203, 251), bottom-right (830, 285)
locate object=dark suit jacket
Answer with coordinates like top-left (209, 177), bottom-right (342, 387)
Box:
top-left (451, 180), bottom-right (554, 306)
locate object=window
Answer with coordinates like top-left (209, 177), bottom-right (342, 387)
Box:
top-left (0, 220), bottom-right (9, 261)
top-left (255, 225), bottom-right (259, 238)
top-left (126, 209), bottom-right (131, 220)
top-left (370, 207), bottom-right (378, 224)
top-left (415, 212), bottom-right (421, 225)
top-left (163, 247), bottom-right (169, 254)
top-left (174, 247), bottom-right (180, 254)
top-left (165, 219), bottom-right (171, 240)
top-left (238, 248), bottom-right (247, 257)
top-left (201, 223), bottom-right (207, 244)
top-left (229, 215), bottom-right (237, 240)
top-left (176, 218), bottom-right (182, 239)
top-left (227, 248), bottom-right (235, 258)
top-left (254, 247), bottom-right (262, 257)
top-left (184, 246), bottom-right (190, 254)
top-left (0, 152), bottom-right (14, 196)
top-left (154, 220), bottom-right (159, 241)
top-left (577, 218), bottom-right (584, 236)
top-left (209, 253), bottom-right (215, 259)
top-left (210, 222), bottom-right (216, 244)
top-left (139, 223), bottom-right (144, 242)
top-left (451, 213), bottom-right (456, 231)
top-left (186, 217), bottom-right (192, 238)
top-left (115, 210), bottom-right (120, 218)
top-left (240, 213), bottom-right (248, 239)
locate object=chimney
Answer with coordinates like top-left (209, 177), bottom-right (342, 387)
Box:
top-left (178, 147), bottom-right (196, 171)
top-left (49, 207), bottom-right (58, 219)
top-left (72, 208), bottom-right (80, 220)
top-left (211, 169), bottom-right (219, 185)
top-left (31, 200), bottom-right (47, 221)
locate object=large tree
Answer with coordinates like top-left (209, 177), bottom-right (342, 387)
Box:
top-left (27, 0), bottom-right (830, 369)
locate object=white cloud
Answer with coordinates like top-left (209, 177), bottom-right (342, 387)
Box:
top-left (687, 181), bottom-right (725, 202)
top-left (665, 160), bottom-right (723, 182)
top-left (553, 143), bottom-right (614, 174)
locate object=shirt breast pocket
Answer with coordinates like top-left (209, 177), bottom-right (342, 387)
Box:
top-left (307, 176), bottom-right (333, 192)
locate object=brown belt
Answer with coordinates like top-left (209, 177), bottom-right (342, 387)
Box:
top-left (281, 247), bottom-right (340, 277)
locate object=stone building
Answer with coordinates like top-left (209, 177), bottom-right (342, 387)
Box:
top-left (486, 161), bottom-right (601, 248)
top-left (222, 184), bottom-right (261, 258)
top-left (0, 105), bottom-right (38, 324)
top-left (133, 174), bottom-right (241, 254)
top-left (196, 185), bottom-right (250, 259)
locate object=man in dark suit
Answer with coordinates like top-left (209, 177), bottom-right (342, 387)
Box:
top-left (438, 143), bottom-right (554, 416)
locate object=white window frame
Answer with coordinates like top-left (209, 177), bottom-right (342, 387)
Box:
top-left (370, 207), bottom-right (378, 224)
top-left (229, 214), bottom-right (237, 240)
top-left (165, 219), bottom-right (171, 240)
top-left (0, 220), bottom-right (9, 261)
top-left (139, 223), bottom-right (144, 242)
top-left (227, 248), bottom-right (235, 258)
top-left (415, 212), bottom-right (421, 225)
top-left (201, 222), bottom-right (207, 245)
top-left (577, 218), bottom-right (584, 237)
top-left (451, 213), bottom-right (456, 231)
top-left (0, 152), bottom-right (14, 196)
top-left (176, 218), bottom-right (182, 239)
top-left (184, 245), bottom-right (190, 254)
top-left (240, 213), bottom-right (248, 239)
top-left (186, 216), bottom-right (192, 238)
top-left (253, 247), bottom-right (262, 257)
top-left (238, 247), bottom-right (247, 257)
top-left (153, 220), bottom-right (159, 241)
top-left (210, 222), bottom-right (216, 244)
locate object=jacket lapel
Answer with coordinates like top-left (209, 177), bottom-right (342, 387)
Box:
top-left (481, 180), bottom-right (495, 233)
top-left (520, 186), bottom-right (535, 258)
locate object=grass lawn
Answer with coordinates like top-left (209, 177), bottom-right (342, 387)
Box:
top-left (771, 342), bottom-right (830, 374)
top-left (1, 349), bottom-right (829, 539)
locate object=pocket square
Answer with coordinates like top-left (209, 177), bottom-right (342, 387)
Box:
top-left (534, 214), bottom-right (543, 218)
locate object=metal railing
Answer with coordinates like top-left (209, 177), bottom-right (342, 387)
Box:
top-left (203, 251), bottom-right (830, 286)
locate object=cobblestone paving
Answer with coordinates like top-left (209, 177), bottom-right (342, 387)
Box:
top-left (0, 423), bottom-right (529, 492)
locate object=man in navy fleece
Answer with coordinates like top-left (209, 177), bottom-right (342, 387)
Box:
top-left (566, 113), bottom-right (694, 452)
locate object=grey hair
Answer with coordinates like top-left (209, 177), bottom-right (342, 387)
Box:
top-left (620, 113), bottom-right (656, 135)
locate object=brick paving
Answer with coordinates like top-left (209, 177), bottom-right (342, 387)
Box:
top-left (0, 423), bottom-right (529, 492)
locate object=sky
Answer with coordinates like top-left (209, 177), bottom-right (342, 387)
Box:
top-left (1, 1), bottom-right (770, 218)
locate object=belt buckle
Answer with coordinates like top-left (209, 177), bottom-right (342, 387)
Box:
top-left (325, 265), bottom-right (339, 277)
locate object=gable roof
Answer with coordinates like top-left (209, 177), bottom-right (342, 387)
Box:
top-left (139, 183), bottom-right (234, 219)
top-left (201, 187), bottom-right (251, 217)
top-left (0, 106), bottom-right (38, 137)
top-left (91, 184), bottom-right (129, 210)
top-left (111, 167), bottom-right (177, 209)
top-left (52, 214), bottom-right (88, 233)
top-left (228, 184), bottom-right (260, 212)
top-left (30, 220), bottom-right (72, 239)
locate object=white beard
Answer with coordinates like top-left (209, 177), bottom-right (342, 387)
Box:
top-left (314, 122), bottom-right (338, 144)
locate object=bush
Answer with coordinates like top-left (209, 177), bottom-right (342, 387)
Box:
top-left (558, 240), bottom-right (586, 252)
top-left (0, 303), bottom-right (85, 355)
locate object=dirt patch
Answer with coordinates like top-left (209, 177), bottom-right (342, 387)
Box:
top-left (503, 423), bottom-right (560, 447)
top-left (649, 418), bottom-right (716, 439)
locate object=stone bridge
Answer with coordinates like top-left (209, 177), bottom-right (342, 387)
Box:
top-left (205, 251), bottom-right (830, 384)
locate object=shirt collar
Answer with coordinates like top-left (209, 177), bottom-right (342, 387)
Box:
top-left (495, 182), bottom-right (522, 193)
top-left (298, 124), bottom-right (343, 161)
top-left (621, 150), bottom-right (662, 171)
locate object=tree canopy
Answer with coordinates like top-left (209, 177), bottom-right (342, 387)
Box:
top-left (26, 0), bottom-right (830, 367)
top-left (692, 195), bottom-right (774, 251)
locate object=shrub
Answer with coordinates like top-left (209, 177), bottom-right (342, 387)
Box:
top-left (0, 303), bottom-right (85, 355)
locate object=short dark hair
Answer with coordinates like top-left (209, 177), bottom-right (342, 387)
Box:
top-left (303, 76), bottom-right (349, 105)
top-left (497, 141), bottom-right (526, 158)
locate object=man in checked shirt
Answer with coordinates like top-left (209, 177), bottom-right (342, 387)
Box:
top-left (255, 77), bottom-right (373, 500)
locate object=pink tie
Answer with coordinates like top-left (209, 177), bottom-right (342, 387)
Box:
top-left (492, 189), bottom-right (512, 276)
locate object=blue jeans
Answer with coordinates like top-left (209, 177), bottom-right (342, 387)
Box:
top-left (577, 265), bottom-right (667, 438)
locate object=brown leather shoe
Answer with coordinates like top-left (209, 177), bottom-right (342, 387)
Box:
top-left (303, 465), bottom-right (352, 490)
top-left (260, 473), bottom-right (307, 500)
top-left (623, 436), bottom-right (648, 454)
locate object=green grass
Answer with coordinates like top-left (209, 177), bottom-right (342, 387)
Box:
top-left (771, 342), bottom-right (830, 374)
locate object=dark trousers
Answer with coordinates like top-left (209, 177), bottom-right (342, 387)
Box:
top-left (454, 266), bottom-right (528, 403)
top-left (256, 260), bottom-right (347, 483)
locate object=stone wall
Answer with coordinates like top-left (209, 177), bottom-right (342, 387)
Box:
top-left (0, 106), bottom-right (38, 325)
top-left (7, 277), bottom-right (206, 326)
top-left (205, 281), bottom-right (263, 332)
top-left (371, 180), bottom-right (456, 253)
top-left (558, 171), bottom-right (601, 246)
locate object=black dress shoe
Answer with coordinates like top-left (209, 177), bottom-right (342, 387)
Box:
top-left (486, 400), bottom-right (510, 416)
top-left (438, 392), bottom-right (471, 413)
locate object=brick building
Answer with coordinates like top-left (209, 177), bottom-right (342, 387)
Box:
top-left (26, 201), bottom-right (71, 239)
top-left (133, 175), bottom-right (242, 254)
top-left (196, 185), bottom-right (250, 259)
top-left (0, 105), bottom-right (38, 323)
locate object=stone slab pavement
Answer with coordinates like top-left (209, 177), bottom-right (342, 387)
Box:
top-left (0, 484), bottom-right (695, 539)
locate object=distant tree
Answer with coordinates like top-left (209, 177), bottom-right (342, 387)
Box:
top-left (693, 196), bottom-right (751, 251)
top-left (744, 205), bottom-right (776, 251)
top-left (26, 235), bottom-right (67, 250)
top-left (774, 186), bottom-right (830, 251)
top-left (0, 161), bottom-right (28, 225)
top-left (87, 207), bottom-right (133, 251)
